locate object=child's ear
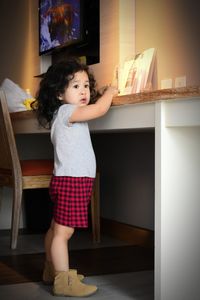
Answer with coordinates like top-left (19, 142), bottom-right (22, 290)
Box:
top-left (58, 95), bottom-right (63, 101)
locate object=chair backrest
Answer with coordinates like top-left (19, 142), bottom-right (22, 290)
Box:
top-left (0, 89), bottom-right (22, 182)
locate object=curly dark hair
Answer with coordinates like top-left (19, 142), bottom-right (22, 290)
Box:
top-left (34, 58), bottom-right (99, 129)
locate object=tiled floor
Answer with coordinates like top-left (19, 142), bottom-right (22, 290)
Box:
top-left (0, 230), bottom-right (154, 299)
top-left (0, 271), bottom-right (154, 300)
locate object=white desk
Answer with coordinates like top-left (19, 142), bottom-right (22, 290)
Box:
top-left (11, 94), bottom-right (200, 300)
top-left (90, 97), bottom-right (200, 300)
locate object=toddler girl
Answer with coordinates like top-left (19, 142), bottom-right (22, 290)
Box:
top-left (35, 58), bottom-right (118, 297)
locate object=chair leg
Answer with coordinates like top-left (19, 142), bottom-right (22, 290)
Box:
top-left (11, 185), bottom-right (23, 249)
top-left (91, 172), bottom-right (100, 243)
top-left (0, 187), bottom-right (3, 211)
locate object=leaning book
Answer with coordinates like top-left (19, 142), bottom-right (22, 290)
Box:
top-left (113, 48), bottom-right (156, 95)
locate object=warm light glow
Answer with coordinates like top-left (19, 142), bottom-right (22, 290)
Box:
top-left (21, 0), bottom-right (40, 96)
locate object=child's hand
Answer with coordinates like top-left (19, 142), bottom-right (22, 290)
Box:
top-left (105, 85), bottom-right (119, 97)
top-left (98, 86), bottom-right (108, 95)
top-left (99, 85), bottom-right (119, 97)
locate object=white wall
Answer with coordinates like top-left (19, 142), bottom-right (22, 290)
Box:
top-left (91, 0), bottom-right (135, 87)
top-left (135, 0), bottom-right (200, 88)
top-left (0, 0), bottom-right (40, 95)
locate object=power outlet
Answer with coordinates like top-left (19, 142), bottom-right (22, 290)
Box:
top-left (175, 76), bottom-right (186, 88)
top-left (161, 78), bottom-right (173, 89)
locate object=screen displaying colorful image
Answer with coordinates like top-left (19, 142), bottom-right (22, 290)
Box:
top-left (39, 0), bottom-right (81, 55)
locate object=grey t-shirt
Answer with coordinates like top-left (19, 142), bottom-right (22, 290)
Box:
top-left (51, 104), bottom-right (96, 178)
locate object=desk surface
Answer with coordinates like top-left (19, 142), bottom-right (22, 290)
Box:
top-left (112, 85), bottom-right (200, 106)
top-left (10, 86), bottom-right (200, 134)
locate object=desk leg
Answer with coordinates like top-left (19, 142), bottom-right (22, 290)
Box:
top-left (155, 102), bottom-right (200, 300)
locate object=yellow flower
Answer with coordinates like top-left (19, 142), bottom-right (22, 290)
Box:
top-left (23, 98), bottom-right (37, 110)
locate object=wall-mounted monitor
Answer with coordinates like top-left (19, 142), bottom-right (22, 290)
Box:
top-left (39, 0), bottom-right (99, 65)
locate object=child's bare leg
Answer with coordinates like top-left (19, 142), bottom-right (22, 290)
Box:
top-left (44, 219), bottom-right (54, 262)
top-left (51, 220), bottom-right (74, 272)
top-left (51, 221), bottom-right (97, 297)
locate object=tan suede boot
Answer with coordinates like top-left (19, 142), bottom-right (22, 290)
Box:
top-left (53, 270), bottom-right (97, 297)
top-left (43, 261), bottom-right (84, 285)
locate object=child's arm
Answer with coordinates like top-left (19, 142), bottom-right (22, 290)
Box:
top-left (69, 86), bottom-right (118, 123)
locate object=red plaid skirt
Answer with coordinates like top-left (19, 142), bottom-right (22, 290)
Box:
top-left (49, 176), bottom-right (94, 228)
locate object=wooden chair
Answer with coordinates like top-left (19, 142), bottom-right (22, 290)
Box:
top-left (0, 89), bottom-right (100, 249)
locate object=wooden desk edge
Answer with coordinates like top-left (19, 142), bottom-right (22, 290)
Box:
top-left (112, 86), bottom-right (200, 106)
top-left (10, 86), bottom-right (200, 120)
